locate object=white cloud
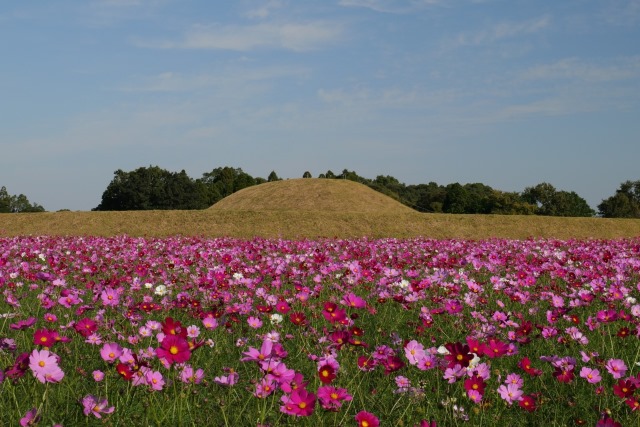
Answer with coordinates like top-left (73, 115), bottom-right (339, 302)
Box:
top-left (453, 15), bottom-right (550, 46)
top-left (245, 0), bottom-right (284, 19)
top-left (338, 0), bottom-right (442, 13)
top-left (120, 66), bottom-right (310, 93)
top-left (521, 57), bottom-right (640, 82)
top-left (135, 21), bottom-right (343, 51)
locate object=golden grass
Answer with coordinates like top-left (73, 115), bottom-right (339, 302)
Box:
top-left (0, 179), bottom-right (638, 240)
top-left (209, 179), bottom-right (415, 213)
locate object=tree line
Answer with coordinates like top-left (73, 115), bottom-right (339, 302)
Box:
top-left (89, 166), bottom-right (640, 218)
top-left (0, 186), bottom-right (45, 213)
top-left (2, 168), bottom-right (638, 217)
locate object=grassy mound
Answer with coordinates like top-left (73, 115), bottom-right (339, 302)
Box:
top-left (209, 179), bottom-right (415, 213)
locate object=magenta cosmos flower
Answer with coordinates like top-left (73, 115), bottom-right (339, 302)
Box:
top-left (355, 411), bottom-right (380, 427)
top-left (317, 385), bottom-right (352, 410)
top-left (156, 334), bottom-right (191, 365)
top-left (280, 388), bottom-right (316, 417)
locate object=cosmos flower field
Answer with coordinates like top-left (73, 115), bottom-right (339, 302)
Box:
top-left (1, 235), bottom-right (639, 426)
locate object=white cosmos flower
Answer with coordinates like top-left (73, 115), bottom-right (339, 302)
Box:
top-left (270, 313), bottom-right (283, 325)
top-left (154, 285), bottom-right (167, 296)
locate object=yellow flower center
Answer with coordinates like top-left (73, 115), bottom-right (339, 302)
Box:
top-left (170, 346), bottom-right (179, 355)
top-left (298, 402), bottom-right (306, 409)
top-left (39, 361), bottom-right (45, 367)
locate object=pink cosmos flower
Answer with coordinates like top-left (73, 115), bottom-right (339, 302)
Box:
top-left (82, 395), bottom-right (115, 418)
top-left (100, 288), bottom-right (120, 307)
top-left (214, 371), bottom-right (239, 386)
top-left (405, 340), bottom-right (426, 366)
top-left (497, 383), bottom-right (523, 405)
top-left (93, 370), bottom-right (105, 382)
top-left (355, 411), bottom-right (380, 427)
top-left (605, 359), bottom-right (628, 379)
top-left (247, 316), bottom-right (263, 329)
top-left (19, 408), bottom-right (40, 426)
top-left (10, 317), bottom-right (36, 330)
top-left (579, 366), bottom-right (602, 384)
top-left (29, 349), bottom-right (64, 383)
top-left (317, 385), bottom-right (352, 411)
top-left (100, 342), bottom-right (123, 363)
top-left (241, 339), bottom-right (273, 363)
top-left (280, 388), bottom-right (316, 417)
top-left (145, 370), bottom-right (165, 391)
top-left (254, 377), bottom-right (277, 398)
top-left (341, 293), bottom-right (366, 309)
top-left (180, 365), bottom-right (204, 384)
top-left (467, 389), bottom-right (483, 403)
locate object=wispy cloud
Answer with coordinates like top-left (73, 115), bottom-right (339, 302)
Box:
top-left (601, 0), bottom-right (640, 26)
top-left (121, 66), bottom-right (310, 92)
top-left (521, 56), bottom-right (640, 82)
top-left (452, 15), bottom-right (551, 46)
top-left (134, 21), bottom-right (344, 51)
top-left (338, 0), bottom-right (443, 14)
top-left (245, 0), bottom-right (284, 19)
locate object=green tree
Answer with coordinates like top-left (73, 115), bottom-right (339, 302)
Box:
top-left (267, 171), bottom-right (280, 182)
top-left (522, 182), bottom-right (594, 217)
top-left (442, 183), bottom-right (469, 214)
top-left (598, 180), bottom-right (640, 218)
top-left (302, 171), bottom-right (312, 178)
top-left (0, 186), bottom-right (10, 213)
top-left (94, 166), bottom-right (207, 211)
top-left (0, 186), bottom-right (45, 213)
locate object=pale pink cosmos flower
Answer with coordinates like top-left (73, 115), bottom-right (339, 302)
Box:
top-left (497, 383), bottom-right (523, 405)
top-left (186, 325), bottom-right (200, 338)
top-left (180, 365), bottom-right (205, 384)
top-left (29, 349), bottom-right (64, 384)
top-left (404, 340), bottom-right (426, 366)
top-left (92, 370), bottom-right (105, 382)
top-left (82, 395), bottom-right (114, 418)
top-left (99, 342), bottom-right (123, 363)
top-left (605, 359), bottom-right (628, 379)
top-left (579, 366), bottom-right (601, 384)
top-left (247, 316), bottom-right (263, 329)
top-left (203, 316), bottom-right (218, 330)
top-left (145, 370), bottom-right (165, 391)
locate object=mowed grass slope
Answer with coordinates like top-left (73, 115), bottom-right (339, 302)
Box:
top-left (1, 179), bottom-right (639, 239)
top-left (209, 179), bottom-right (416, 213)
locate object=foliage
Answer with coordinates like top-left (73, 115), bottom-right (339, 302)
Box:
top-left (0, 186), bottom-right (46, 213)
top-left (598, 181), bottom-right (640, 218)
top-left (94, 166), bottom-right (208, 211)
top-left (267, 171), bottom-right (281, 182)
top-left (92, 166), bottom-right (602, 217)
top-left (522, 183), bottom-right (595, 217)
top-left (198, 167), bottom-right (259, 206)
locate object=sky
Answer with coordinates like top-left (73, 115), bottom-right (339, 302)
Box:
top-left (1, 0), bottom-right (639, 212)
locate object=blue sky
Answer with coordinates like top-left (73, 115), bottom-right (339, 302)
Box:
top-left (1, 0), bottom-right (639, 212)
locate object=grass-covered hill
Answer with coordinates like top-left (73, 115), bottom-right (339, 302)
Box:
top-left (1, 179), bottom-right (639, 239)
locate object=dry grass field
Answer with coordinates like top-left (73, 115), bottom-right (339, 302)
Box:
top-left (1, 179), bottom-right (639, 240)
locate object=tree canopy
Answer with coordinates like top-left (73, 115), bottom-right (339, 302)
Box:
top-left (94, 166), bottom-right (208, 211)
top-left (0, 186), bottom-right (45, 213)
top-left (598, 180), bottom-right (640, 218)
top-left (91, 165), bottom-right (612, 217)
